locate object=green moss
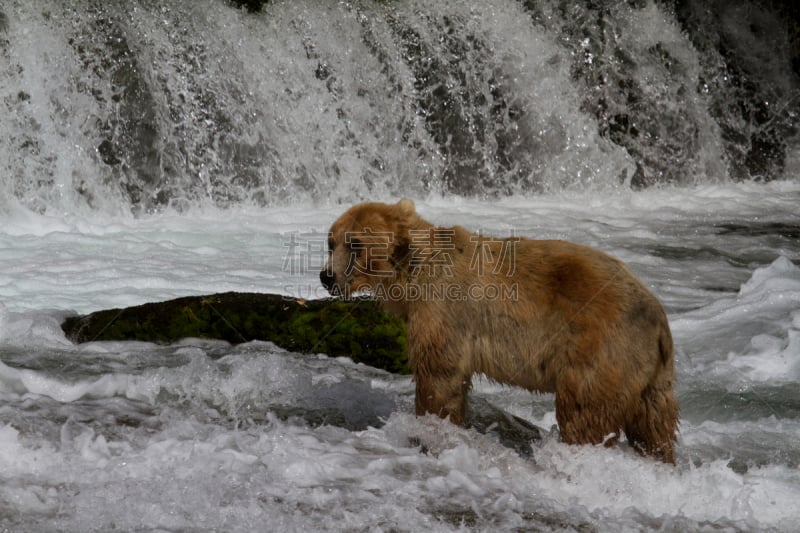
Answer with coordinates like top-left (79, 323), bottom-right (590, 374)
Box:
top-left (61, 292), bottom-right (409, 374)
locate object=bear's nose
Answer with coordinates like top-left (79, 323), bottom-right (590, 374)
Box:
top-left (320, 269), bottom-right (335, 292)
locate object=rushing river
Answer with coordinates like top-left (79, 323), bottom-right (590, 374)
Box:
top-left (1, 0), bottom-right (799, 531)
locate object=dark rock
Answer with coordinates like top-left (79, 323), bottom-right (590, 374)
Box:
top-left (668, 0), bottom-right (799, 182)
top-left (467, 396), bottom-right (543, 456)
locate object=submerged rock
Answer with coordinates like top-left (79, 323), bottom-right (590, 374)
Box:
top-left (467, 396), bottom-right (543, 457)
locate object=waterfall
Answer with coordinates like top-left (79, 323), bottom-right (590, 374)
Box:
top-left (1, 0), bottom-right (797, 214)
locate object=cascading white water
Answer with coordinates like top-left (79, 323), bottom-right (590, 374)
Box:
top-left (2, 0), bottom-right (796, 214)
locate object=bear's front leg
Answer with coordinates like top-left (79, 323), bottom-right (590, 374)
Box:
top-left (414, 373), bottom-right (471, 426)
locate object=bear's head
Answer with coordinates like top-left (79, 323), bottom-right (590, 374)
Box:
top-left (320, 198), bottom-right (420, 298)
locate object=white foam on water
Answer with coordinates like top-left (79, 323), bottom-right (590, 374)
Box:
top-left (673, 255), bottom-right (800, 384)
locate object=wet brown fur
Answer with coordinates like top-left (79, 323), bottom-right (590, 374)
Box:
top-left (322, 199), bottom-right (678, 463)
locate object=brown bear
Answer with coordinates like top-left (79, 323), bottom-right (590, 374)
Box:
top-left (320, 199), bottom-right (678, 463)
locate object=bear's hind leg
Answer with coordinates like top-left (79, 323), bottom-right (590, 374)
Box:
top-left (555, 375), bottom-right (626, 449)
top-left (415, 373), bottom-right (471, 426)
top-left (624, 382), bottom-right (679, 464)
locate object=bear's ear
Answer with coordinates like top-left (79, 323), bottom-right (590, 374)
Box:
top-left (397, 198), bottom-right (416, 215)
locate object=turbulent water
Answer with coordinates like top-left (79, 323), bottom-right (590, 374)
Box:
top-left (1, 186), bottom-right (800, 531)
top-left (2, 0), bottom-right (800, 531)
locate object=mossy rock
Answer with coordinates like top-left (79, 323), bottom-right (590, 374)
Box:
top-left (61, 292), bottom-right (409, 374)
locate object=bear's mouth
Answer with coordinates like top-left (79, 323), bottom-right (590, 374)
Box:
top-left (319, 270), bottom-right (377, 299)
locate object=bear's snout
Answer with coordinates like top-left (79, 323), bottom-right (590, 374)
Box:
top-left (320, 268), bottom-right (337, 294)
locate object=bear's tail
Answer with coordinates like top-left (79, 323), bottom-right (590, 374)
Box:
top-left (658, 320), bottom-right (674, 367)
